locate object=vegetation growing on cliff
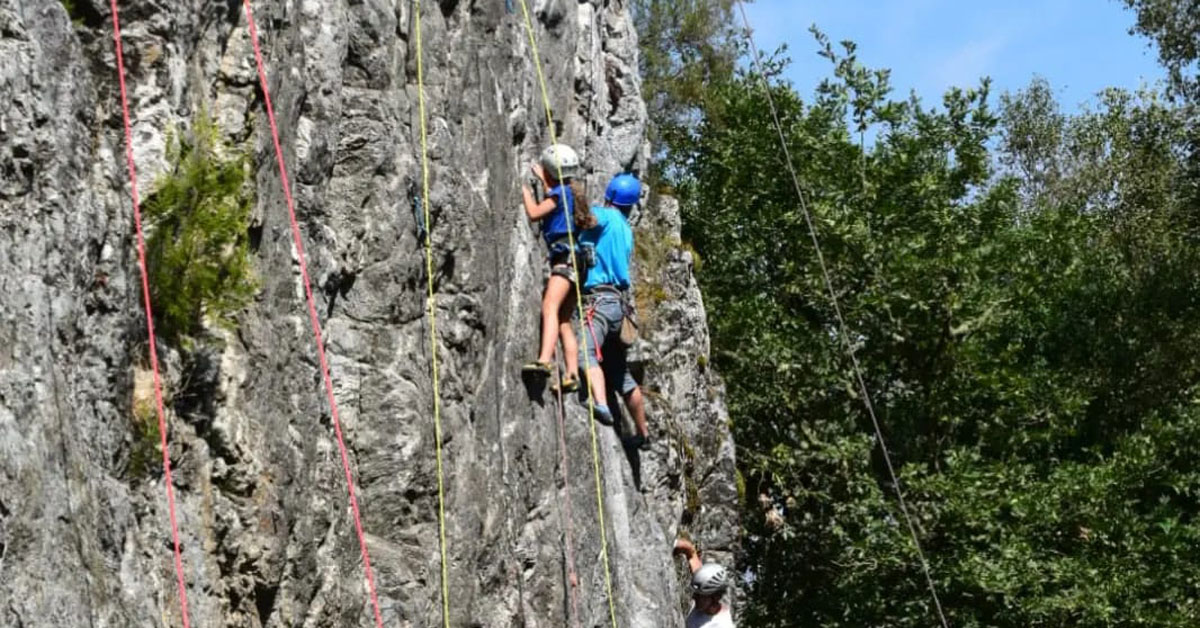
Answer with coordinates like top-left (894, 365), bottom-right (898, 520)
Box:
top-left (127, 367), bottom-right (162, 479)
top-left (143, 111), bottom-right (256, 342)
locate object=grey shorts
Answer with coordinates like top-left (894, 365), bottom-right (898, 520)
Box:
top-left (577, 295), bottom-right (637, 395)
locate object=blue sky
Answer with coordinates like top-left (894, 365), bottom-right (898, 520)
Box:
top-left (742, 0), bottom-right (1166, 112)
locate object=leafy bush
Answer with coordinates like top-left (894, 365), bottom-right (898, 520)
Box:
top-left (143, 112), bottom-right (256, 341)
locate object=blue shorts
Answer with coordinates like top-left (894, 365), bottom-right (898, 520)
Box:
top-left (577, 295), bottom-right (637, 396)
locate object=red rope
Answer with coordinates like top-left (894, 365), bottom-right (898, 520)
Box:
top-left (108, 2), bottom-right (192, 625)
top-left (241, 3), bottom-right (385, 626)
top-left (553, 363), bottom-right (582, 628)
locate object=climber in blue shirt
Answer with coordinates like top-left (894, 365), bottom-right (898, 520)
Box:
top-left (577, 173), bottom-right (650, 450)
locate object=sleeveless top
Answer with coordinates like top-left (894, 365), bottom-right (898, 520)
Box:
top-left (542, 183), bottom-right (574, 245)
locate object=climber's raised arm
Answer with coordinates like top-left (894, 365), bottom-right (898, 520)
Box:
top-left (673, 538), bottom-right (703, 574)
top-left (522, 162), bottom-right (558, 221)
top-left (674, 536), bottom-right (736, 627)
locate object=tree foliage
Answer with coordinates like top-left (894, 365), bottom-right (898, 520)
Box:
top-left (143, 112), bottom-right (256, 342)
top-left (668, 26), bottom-right (1200, 626)
top-left (629, 0), bottom-right (746, 176)
top-left (1122, 0), bottom-right (1200, 100)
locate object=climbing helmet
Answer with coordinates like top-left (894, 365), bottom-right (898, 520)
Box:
top-left (540, 143), bottom-right (581, 180)
top-left (691, 563), bottom-right (730, 596)
top-left (604, 173), bottom-right (641, 208)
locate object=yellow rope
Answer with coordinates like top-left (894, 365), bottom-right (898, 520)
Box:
top-left (414, 2), bottom-right (452, 626)
top-left (516, 2), bottom-right (619, 627)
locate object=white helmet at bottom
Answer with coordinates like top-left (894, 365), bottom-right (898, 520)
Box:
top-left (691, 563), bottom-right (730, 596)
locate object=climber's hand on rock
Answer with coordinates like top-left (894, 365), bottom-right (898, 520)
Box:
top-left (530, 161), bottom-right (546, 185)
top-left (673, 538), bottom-right (696, 558)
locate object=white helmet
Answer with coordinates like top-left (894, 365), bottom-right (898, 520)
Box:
top-left (539, 143), bottom-right (581, 180)
top-left (691, 563), bottom-right (730, 596)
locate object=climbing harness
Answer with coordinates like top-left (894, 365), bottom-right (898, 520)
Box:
top-left (548, 239), bottom-right (597, 282)
top-left (580, 285), bottom-right (628, 362)
top-left (108, 3), bottom-right (192, 625)
top-left (413, 1), bottom-right (454, 625)
top-left (242, 1), bottom-right (386, 626)
top-left (516, 1), bottom-right (620, 626)
top-left (583, 306), bottom-right (604, 364)
top-left (590, 285), bottom-right (638, 348)
top-left (734, 3), bottom-right (951, 627)
top-left (548, 240), bottom-right (596, 267)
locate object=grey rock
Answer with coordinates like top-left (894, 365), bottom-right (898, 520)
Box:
top-left (0, 0), bottom-right (739, 626)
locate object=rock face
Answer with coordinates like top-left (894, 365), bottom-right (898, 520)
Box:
top-left (0, 0), bottom-right (739, 626)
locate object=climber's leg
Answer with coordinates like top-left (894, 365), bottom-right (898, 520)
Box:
top-left (580, 297), bottom-right (625, 426)
top-left (625, 386), bottom-right (647, 438)
top-left (583, 363), bottom-right (613, 425)
top-left (605, 337), bottom-right (649, 449)
top-left (529, 274), bottom-right (571, 370)
top-left (558, 295), bottom-right (580, 389)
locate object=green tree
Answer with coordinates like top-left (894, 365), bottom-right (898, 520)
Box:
top-left (1121, 0), bottom-right (1200, 100)
top-left (630, 0), bottom-right (746, 176)
top-left (674, 30), bottom-right (1200, 626)
top-left (1119, 0), bottom-right (1200, 235)
top-left (143, 112), bottom-right (256, 341)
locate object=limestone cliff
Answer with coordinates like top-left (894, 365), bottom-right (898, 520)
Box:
top-left (0, 0), bottom-right (738, 625)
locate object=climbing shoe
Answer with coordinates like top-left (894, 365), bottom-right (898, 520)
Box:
top-left (592, 403), bottom-right (614, 426)
top-left (521, 361), bottom-right (553, 377)
top-left (624, 434), bottom-right (652, 451)
top-left (551, 374), bottom-right (579, 394)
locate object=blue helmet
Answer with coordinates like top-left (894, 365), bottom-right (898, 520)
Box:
top-left (604, 173), bottom-right (641, 209)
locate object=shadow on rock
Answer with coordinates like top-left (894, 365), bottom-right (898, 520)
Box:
top-left (521, 369), bottom-right (548, 406)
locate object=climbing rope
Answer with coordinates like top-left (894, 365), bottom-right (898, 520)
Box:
top-left (108, 3), bottom-right (192, 625)
top-left (412, 2), bottom-right (453, 626)
top-left (515, 2), bottom-right (620, 626)
top-left (552, 362), bottom-right (583, 627)
top-left (734, 3), bottom-right (951, 627)
top-left (241, 3), bottom-right (385, 626)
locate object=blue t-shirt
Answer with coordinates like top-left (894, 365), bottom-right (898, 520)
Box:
top-left (542, 184), bottom-right (575, 244)
top-left (579, 206), bottom-right (632, 290)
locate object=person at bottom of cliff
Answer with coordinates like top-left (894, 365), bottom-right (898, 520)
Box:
top-left (673, 538), bottom-right (736, 628)
top-left (520, 143), bottom-right (596, 393)
top-left (575, 173), bottom-right (650, 449)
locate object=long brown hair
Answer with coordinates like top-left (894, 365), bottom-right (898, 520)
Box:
top-left (570, 179), bottom-right (595, 231)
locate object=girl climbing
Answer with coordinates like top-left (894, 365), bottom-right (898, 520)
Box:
top-left (520, 143), bottom-right (595, 392)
